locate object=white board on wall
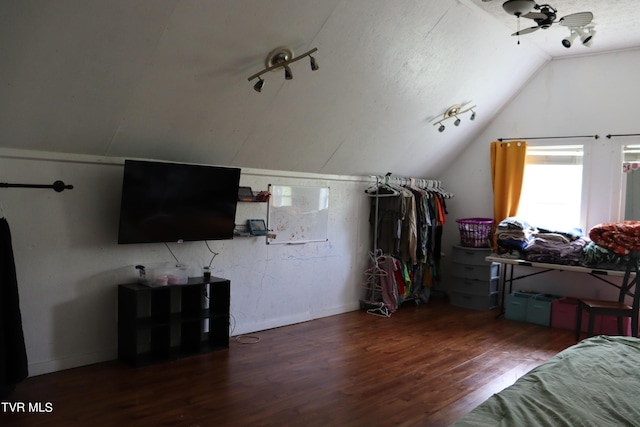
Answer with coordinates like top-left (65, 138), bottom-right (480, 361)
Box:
top-left (267, 184), bottom-right (329, 244)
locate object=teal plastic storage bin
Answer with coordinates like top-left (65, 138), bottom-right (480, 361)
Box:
top-left (505, 291), bottom-right (538, 322)
top-left (526, 294), bottom-right (561, 326)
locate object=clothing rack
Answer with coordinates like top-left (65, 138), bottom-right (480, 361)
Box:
top-left (361, 173), bottom-right (452, 315)
top-left (0, 180), bottom-right (73, 192)
top-left (497, 135), bottom-right (600, 142)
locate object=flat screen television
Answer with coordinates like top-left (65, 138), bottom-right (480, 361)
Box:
top-left (117, 160), bottom-right (241, 244)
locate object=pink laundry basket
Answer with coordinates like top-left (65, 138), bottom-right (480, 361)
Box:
top-left (456, 218), bottom-right (494, 248)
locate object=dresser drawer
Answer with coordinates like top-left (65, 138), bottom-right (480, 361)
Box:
top-left (451, 262), bottom-right (498, 280)
top-left (452, 245), bottom-right (492, 266)
top-left (450, 291), bottom-right (498, 311)
top-left (450, 277), bottom-right (498, 296)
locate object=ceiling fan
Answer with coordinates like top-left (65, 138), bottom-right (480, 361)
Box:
top-left (501, 0), bottom-right (593, 37)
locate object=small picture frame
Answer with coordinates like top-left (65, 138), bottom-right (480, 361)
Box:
top-left (247, 219), bottom-right (268, 236)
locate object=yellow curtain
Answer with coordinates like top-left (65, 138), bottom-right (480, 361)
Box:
top-left (490, 141), bottom-right (527, 243)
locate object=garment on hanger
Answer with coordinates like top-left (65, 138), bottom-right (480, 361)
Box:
top-left (370, 193), bottom-right (404, 255)
top-left (0, 217), bottom-right (28, 397)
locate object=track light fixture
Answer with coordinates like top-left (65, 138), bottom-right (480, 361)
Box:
top-left (562, 26), bottom-right (595, 48)
top-left (433, 104), bottom-right (477, 132)
top-left (310, 55), bottom-right (319, 71)
top-left (247, 46), bottom-right (319, 92)
top-left (284, 64), bottom-right (293, 80)
top-left (253, 77), bottom-right (265, 93)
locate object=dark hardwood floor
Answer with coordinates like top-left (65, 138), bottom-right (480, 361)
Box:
top-left (2, 297), bottom-right (577, 427)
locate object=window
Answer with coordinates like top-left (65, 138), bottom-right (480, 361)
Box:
top-left (623, 144), bottom-right (640, 167)
top-left (623, 145), bottom-right (640, 220)
top-left (517, 144), bottom-right (584, 230)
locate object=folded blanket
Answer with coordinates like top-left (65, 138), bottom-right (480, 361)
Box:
top-left (589, 221), bottom-right (640, 256)
top-left (536, 226), bottom-right (583, 241)
top-left (534, 232), bottom-right (570, 244)
top-left (582, 241), bottom-right (629, 270)
top-left (497, 217), bottom-right (536, 232)
top-left (497, 237), bottom-right (529, 253)
top-left (496, 217), bottom-right (537, 255)
top-left (524, 237), bottom-right (588, 265)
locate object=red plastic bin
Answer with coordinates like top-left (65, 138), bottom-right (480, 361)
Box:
top-left (551, 297), bottom-right (591, 332)
top-left (598, 314), bottom-right (631, 336)
top-left (552, 296), bottom-right (633, 335)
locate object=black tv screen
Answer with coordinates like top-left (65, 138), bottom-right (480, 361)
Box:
top-left (117, 160), bottom-right (241, 244)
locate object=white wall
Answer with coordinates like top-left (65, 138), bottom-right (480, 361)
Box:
top-left (440, 48), bottom-right (640, 301)
top-left (0, 149), bottom-right (371, 376)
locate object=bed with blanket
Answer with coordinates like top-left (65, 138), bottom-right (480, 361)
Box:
top-left (450, 336), bottom-right (640, 426)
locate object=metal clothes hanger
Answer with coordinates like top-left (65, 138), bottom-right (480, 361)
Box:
top-left (434, 181), bottom-right (454, 199)
top-left (365, 175), bottom-right (400, 197)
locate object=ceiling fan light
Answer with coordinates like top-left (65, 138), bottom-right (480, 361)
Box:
top-left (562, 31), bottom-right (579, 48)
top-left (572, 27), bottom-right (595, 47)
top-left (582, 28), bottom-right (595, 46)
top-left (502, 0), bottom-right (535, 17)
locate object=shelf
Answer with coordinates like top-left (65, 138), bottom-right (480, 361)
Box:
top-left (118, 277), bottom-right (230, 366)
top-left (233, 223), bottom-right (266, 237)
top-left (238, 189), bottom-right (270, 203)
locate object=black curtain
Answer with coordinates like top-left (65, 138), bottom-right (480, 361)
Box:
top-left (0, 218), bottom-right (28, 397)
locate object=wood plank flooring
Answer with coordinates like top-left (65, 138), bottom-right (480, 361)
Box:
top-left (2, 297), bottom-right (577, 427)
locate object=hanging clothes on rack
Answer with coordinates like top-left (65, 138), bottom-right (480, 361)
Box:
top-left (0, 217), bottom-right (28, 397)
top-left (362, 175), bottom-right (453, 312)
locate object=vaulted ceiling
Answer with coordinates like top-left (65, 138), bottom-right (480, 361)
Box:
top-left (2, 1), bottom-right (639, 178)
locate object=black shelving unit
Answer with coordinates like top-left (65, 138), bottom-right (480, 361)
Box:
top-left (117, 276), bottom-right (230, 366)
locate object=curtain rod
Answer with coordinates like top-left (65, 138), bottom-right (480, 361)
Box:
top-left (606, 134), bottom-right (640, 139)
top-left (498, 135), bottom-right (599, 142)
top-left (0, 180), bottom-right (73, 192)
